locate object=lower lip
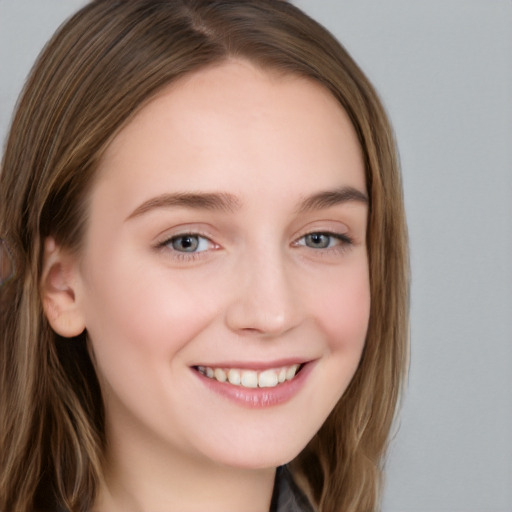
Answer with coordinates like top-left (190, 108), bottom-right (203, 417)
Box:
top-left (193, 362), bottom-right (314, 409)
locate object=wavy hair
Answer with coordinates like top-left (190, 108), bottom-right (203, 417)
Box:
top-left (0, 1), bottom-right (409, 511)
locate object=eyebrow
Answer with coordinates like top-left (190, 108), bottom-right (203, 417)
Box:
top-left (126, 192), bottom-right (242, 220)
top-left (126, 186), bottom-right (368, 221)
top-left (296, 186), bottom-right (368, 213)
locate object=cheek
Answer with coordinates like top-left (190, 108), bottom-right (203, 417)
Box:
top-left (285, 261), bottom-right (370, 444)
top-left (308, 263), bottom-right (371, 354)
top-left (81, 257), bottom-right (222, 368)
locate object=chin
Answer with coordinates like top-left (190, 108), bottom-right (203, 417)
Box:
top-left (199, 433), bottom-right (310, 471)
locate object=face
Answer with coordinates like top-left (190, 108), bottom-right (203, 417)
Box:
top-left (75, 60), bottom-right (370, 470)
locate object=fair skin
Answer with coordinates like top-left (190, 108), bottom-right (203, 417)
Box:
top-left (42, 60), bottom-right (370, 512)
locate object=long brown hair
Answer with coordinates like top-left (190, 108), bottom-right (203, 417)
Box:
top-left (0, 1), bottom-right (409, 511)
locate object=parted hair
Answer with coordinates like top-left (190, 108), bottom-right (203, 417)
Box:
top-left (0, 1), bottom-right (409, 511)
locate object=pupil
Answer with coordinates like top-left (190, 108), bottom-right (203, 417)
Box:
top-left (307, 233), bottom-right (329, 248)
top-left (173, 236), bottom-right (198, 252)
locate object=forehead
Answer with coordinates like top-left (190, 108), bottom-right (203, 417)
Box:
top-left (92, 59), bottom-right (366, 214)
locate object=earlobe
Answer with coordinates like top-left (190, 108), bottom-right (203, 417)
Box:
top-left (40, 237), bottom-right (86, 338)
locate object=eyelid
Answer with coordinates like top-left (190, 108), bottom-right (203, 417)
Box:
top-left (291, 229), bottom-right (355, 259)
top-left (153, 222), bottom-right (217, 246)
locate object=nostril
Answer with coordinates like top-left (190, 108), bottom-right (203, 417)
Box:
top-left (241, 327), bottom-right (264, 334)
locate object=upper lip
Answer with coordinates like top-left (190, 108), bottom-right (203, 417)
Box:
top-left (191, 358), bottom-right (313, 371)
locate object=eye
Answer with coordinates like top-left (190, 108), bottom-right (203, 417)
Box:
top-left (295, 232), bottom-right (352, 250)
top-left (167, 234), bottom-right (211, 253)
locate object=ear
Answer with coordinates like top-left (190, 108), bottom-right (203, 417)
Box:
top-left (40, 237), bottom-right (86, 338)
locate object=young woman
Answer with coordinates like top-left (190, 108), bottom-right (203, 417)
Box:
top-left (0, 1), bottom-right (409, 511)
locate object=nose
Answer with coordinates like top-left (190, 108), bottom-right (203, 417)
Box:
top-left (224, 249), bottom-right (303, 338)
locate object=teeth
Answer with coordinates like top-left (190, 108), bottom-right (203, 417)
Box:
top-left (286, 365), bottom-right (299, 380)
top-left (197, 364), bottom-right (302, 388)
top-left (258, 369), bottom-right (278, 388)
top-left (214, 368), bottom-right (227, 382)
top-left (241, 370), bottom-right (258, 388)
top-left (227, 369), bottom-right (241, 385)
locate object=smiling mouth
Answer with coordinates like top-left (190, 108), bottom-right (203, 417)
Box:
top-left (194, 363), bottom-right (304, 389)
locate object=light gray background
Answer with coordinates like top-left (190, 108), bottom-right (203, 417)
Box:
top-left (1, 1), bottom-right (511, 511)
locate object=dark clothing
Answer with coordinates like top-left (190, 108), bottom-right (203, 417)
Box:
top-left (271, 466), bottom-right (315, 512)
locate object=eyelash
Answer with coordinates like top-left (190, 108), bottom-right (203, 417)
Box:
top-left (294, 231), bottom-right (354, 252)
top-left (156, 230), bottom-right (354, 262)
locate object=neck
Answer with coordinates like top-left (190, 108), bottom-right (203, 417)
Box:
top-left (93, 416), bottom-right (276, 512)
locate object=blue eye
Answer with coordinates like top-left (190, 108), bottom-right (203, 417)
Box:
top-left (297, 232), bottom-right (351, 249)
top-left (168, 234), bottom-right (211, 253)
